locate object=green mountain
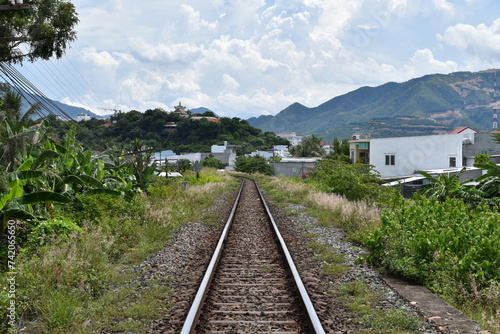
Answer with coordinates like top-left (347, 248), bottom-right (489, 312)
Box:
top-left (248, 69), bottom-right (499, 141)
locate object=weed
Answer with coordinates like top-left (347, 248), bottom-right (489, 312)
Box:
top-left (320, 263), bottom-right (348, 276)
top-left (335, 279), bottom-right (424, 333)
top-left (301, 232), bottom-right (318, 238)
top-left (306, 242), bottom-right (347, 276)
top-left (201, 212), bottom-right (222, 226)
top-left (36, 288), bottom-right (84, 332)
top-left (258, 265), bottom-right (273, 272)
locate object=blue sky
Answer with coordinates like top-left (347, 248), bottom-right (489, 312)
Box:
top-left (13, 0), bottom-right (500, 119)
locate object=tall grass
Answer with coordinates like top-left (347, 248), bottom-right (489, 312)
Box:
top-left (263, 176), bottom-right (380, 243)
top-left (1, 170), bottom-right (233, 333)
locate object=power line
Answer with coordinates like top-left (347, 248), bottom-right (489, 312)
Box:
top-left (0, 62), bottom-right (109, 151)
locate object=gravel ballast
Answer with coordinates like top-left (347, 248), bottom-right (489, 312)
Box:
top-left (129, 182), bottom-right (473, 333)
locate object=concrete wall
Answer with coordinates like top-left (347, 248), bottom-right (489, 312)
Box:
top-left (370, 134), bottom-right (464, 177)
top-left (463, 133), bottom-right (500, 166)
top-left (271, 158), bottom-right (318, 177)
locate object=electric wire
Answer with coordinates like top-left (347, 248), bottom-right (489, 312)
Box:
top-left (0, 62), bottom-right (109, 151)
top-left (58, 57), bottom-right (109, 110)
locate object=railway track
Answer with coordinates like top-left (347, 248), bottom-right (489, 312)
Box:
top-left (181, 177), bottom-right (325, 333)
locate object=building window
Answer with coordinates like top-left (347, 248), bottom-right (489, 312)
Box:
top-left (385, 154), bottom-right (395, 166)
top-left (449, 157), bottom-right (456, 167)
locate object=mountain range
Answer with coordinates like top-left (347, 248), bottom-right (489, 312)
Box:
top-left (247, 69), bottom-right (500, 141)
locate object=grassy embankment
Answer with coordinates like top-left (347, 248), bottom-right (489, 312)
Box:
top-left (0, 169), bottom-right (237, 333)
top-left (258, 175), bottom-right (499, 334)
top-left (2, 171), bottom-right (497, 333)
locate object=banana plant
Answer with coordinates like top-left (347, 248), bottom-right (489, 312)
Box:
top-left (1, 157), bottom-right (71, 232)
top-left (474, 161), bottom-right (500, 198)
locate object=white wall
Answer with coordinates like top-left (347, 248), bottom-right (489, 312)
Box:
top-left (370, 134), bottom-right (464, 177)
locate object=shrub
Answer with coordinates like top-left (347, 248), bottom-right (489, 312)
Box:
top-left (235, 155), bottom-right (274, 175)
top-left (365, 196), bottom-right (500, 295)
top-left (307, 159), bottom-right (390, 203)
top-left (27, 218), bottom-right (83, 248)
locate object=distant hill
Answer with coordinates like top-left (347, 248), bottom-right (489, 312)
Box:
top-left (191, 107), bottom-right (217, 116)
top-left (247, 69), bottom-right (500, 141)
top-left (17, 89), bottom-right (103, 120)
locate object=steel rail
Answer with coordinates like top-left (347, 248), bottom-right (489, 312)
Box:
top-left (181, 176), bottom-right (325, 333)
top-left (254, 179), bottom-right (326, 334)
top-left (180, 181), bottom-right (244, 334)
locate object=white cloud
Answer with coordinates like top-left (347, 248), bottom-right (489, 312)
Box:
top-left (13, 0), bottom-right (500, 121)
top-left (440, 19), bottom-right (500, 59)
top-left (180, 4), bottom-right (218, 32)
top-left (222, 74), bottom-right (240, 92)
top-left (80, 47), bottom-right (120, 67)
top-left (408, 49), bottom-right (458, 75)
top-left (433, 0), bottom-right (455, 16)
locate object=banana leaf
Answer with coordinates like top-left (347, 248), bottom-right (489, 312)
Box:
top-left (17, 191), bottom-right (71, 205)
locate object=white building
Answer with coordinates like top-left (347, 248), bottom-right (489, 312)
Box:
top-left (276, 132), bottom-right (303, 146)
top-left (349, 127), bottom-right (498, 179)
top-left (369, 133), bottom-right (464, 178)
top-left (76, 113), bottom-right (91, 121)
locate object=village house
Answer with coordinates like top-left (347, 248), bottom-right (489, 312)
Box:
top-left (349, 127), bottom-right (500, 180)
top-left (276, 132), bottom-right (303, 146)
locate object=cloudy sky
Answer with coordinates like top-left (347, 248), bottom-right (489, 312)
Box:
top-left (13, 0), bottom-right (500, 119)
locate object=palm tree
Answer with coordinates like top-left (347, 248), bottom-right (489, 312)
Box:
top-left (474, 160), bottom-right (500, 198)
top-left (0, 84), bottom-right (41, 171)
top-left (289, 134), bottom-right (325, 157)
top-left (418, 169), bottom-right (484, 206)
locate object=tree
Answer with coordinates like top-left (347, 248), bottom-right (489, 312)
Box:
top-left (329, 137), bottom-right (351, 162)
top-left (0, 83), bottom-right (41, 170)
top-left (417, 169), bottom-right (484, 207)
top-left (308, 159), bottom-right (385, 202)
top-left (235, 155), bottom-right (274, 175)
top-left (474, 160), bottom-right (500, 199)
top-left (0, 0), bottom-right (78, 63)
top-left (289, 134), bottom-right (325, 157)
top-left (202, 155), bottom-right (225, 169)
top-left (177, 159), bottom-right (192, 173)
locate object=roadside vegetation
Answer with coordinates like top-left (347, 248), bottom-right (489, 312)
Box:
top-left (258, 156), bottom-right (499, 333)
top-left (0, 85), bottom-right (238, 332)
top-left (0, 166), bottom-right (235, 333)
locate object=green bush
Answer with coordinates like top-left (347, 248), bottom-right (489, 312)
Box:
top-left (27, 218), bottom-right (83, 248)
top-left (235, 155), bottom-right (274, 175)
top-left (365, 196), bottom-right (500, 295)
top-left (307, 159), bottom-right (390, 203)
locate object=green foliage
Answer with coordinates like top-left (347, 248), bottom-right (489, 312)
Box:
top-left (365, 196), bottom-right (500, 296)
top-left (329, 137), bottom-right (351, 162)
top-left (336, 279), bottom-right (423, 333)
top-left (28, 217), bottom-right (83, 247)
top-left (177, 158), bottom-right (192, 173)
top-left (0, 0), bottom-right (79, 63)
top-left (182, 169), bottom-right (224, 185)
top-left (417, 170), bottom-right (484, 207)
top-left (69, 110), bottom-right (289, 155)
top-left (289, 134), bottom-right (325, 157)
top-left (235, 155), bottom-right (274, 175)
top-left (306, 242), bottom-right (347, 276)
top-left (475, 160), bottom-right (500, 198)
top-left (474, 153), bottom-right (491, 164)
top-left (201, 156), bottom-right (226, 169)
top-left (307, 159), bottom-right (387, 202)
